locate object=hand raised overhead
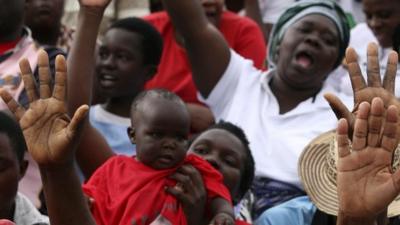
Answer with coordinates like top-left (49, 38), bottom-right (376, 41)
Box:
top-left (325, 42), bottom-right (400, 137)
top-left (0, 50), bottom-right (88, 167)
top-left (336, 97), bottom-right (400, 221)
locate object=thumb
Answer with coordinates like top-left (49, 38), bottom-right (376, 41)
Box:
top-left (324, 93), bottom-right (355, 138)
top-left (66, 105), bottom-right (89, 139)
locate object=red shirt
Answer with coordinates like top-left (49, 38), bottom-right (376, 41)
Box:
top-left (83, 154), bottom-right (231, 225)
top-left (0, 39), bottom-right (20, 55)
top-left (144, 11), bottom-right (266, 104)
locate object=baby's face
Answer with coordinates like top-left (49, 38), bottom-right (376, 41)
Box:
top-left (132, 97), bottom-right (190, 169)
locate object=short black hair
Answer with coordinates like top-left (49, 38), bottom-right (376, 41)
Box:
top-left (131, 89), bottom-right (186, 115)
top-left (207, 121), bottom-right (255, 203)
top-left (0, 111), bottom-right (26, 163)
top-left (109, 17), bottom-right (163, 66)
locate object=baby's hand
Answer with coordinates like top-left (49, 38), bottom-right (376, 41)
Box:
top-left (209, 212), bottom-right (235, 225)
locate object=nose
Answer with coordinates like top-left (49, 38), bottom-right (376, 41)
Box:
top-left (101, 54), bottom-right (116, 68)
top-left (304, 33), bottom-right (321, 49)
top-left (162, 137), bottom-right (177, 150)
top-left (204, 156), bottom-right (221, 170)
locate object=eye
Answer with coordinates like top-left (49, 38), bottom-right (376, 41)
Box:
top-left (322, 35), bottom-right (337, 46)
top-left (149, 132), bottom-right (162, 139)
top-left (98, 49), bottom-right (109, 60)
top-left (194, 146), bottom-right (209, 155)
top-left (116, 53), bottom-right (131, 62)
top-left (296, 24), bottom-right (312, 33)
top-left (377, 11), bottom-right (392, 20)
top-left (223, 155), bottom-right (238, 167)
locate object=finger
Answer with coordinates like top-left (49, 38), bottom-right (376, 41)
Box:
top-left (337, 118), bottom-right (351, 158)
top-left (352, 102), bottom-right (370, 151)
top-left (169, 171), bottom-right (193, 190)
top-left (177, 164), bottom-right (205, 188)
top-left (346, 47), bottom-right (367, 94)
top-left (324, 93), bottom-right (353, 121)
top-left (165, 186), bottom-right (190, 205)
top-left (366, 43), bottom-right (382, 87)
top-left (368, 98), bottom-right (384, 147)
top-left (37, 50), bottom-right (52, 99)
top-left (382, 51), bottom-right (398, 93)
top-left (52, 55), bottom-right (67, 101)
top-left (19, 58), bottom-right (38, 103)
top-left (0, 89), bottom-right (26, 120)
top-left (381, 105), bottom-right (399, 152)
top-left (325, 93), bottom-right (354, 136)
top-left (66, 105), bottom-right (89, 140)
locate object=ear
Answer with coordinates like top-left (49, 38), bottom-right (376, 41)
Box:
top-left (274, 45), bottom-right (280, 63)
top-left (18, 159), bottom-right (28, 181)
top-left (127, 127), bottom-right (136, 144)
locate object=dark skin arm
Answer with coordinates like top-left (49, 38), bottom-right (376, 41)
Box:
top-left (67, 0), bottom-right (115, 178)
top-left (209, 198), bottom-right (235, 225)
top-left (161, 0), bottom-right (230, 98)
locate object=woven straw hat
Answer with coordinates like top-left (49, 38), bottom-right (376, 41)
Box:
top-left (298, 130), bottom-right (400, 217)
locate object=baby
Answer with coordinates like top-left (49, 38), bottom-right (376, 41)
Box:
top-left (83, 89), bottom-right (235, 225)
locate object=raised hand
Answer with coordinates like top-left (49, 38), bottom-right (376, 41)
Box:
top-left (0, 50), bottom-right (88, 167)
top-left (336, 97), bottom-right (400, 221)
top-left (325, 42), bottom-right (400, 137)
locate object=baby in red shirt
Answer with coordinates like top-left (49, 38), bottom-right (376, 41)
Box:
top-left (83, 89), bottom-right (235, 225)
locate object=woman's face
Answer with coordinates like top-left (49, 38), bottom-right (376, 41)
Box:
top-left (363, 0), bottom-right (400, 48)
top-left (275, 14), bottom-right (340, 90)
top-left (188, 129), bottom-right (247, 202)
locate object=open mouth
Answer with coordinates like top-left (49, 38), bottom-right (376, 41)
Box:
top-left (295, 51), bottom-right (314, 69)
top-left (98, 74), bottom-right (118, 87)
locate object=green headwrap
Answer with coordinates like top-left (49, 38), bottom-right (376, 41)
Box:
top-left (268, 0), bottom-right (350, 69)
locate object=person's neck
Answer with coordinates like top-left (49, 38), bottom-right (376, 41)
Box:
top-left (0, 28), bottom-right (22, 43)
top-left (0, 201), bottom-right (15, 221)
top-left (269, 71), bottom-right (322, 114)
top-left (30, 24), bottom-right (61, 46)
top-left (102, 97), bottom-right (135, 118)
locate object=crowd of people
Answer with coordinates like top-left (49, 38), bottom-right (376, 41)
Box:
top-left (0, 0), bottom-right (400, 224)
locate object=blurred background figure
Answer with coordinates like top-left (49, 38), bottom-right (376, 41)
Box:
top-left (24, 0), bottom-right (74, 53)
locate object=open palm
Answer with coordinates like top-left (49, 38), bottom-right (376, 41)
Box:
top-left (325, 43), bottom-right (400, 138)
top-left (336, 98), bottom-right (400, 219)
top-left (0, 50), bottom-right (88, 167)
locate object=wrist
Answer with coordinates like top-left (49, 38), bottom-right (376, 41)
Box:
top-left (337, 211), bottom-right (377, 225)
top-left (79, 5), bottom-right (106, 19)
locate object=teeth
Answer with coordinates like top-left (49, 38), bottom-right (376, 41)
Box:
top-left (102, 75), bottom-right (116, 80)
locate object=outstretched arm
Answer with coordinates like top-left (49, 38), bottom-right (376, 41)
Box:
top-left (336, 98), bottom-right (400, 225)
top-left (162, 0), bottom-right (231, 97)
top-left (67, 0), bottom-right (115, 178)
top-left (0, 51), bottom-right (95, 225)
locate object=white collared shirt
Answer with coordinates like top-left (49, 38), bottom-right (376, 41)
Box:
top-left (200, 50), bottom-right (352, 188)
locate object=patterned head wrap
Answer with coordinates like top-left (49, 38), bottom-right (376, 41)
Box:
top-left (268, 0), bottom-right (350, 69)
